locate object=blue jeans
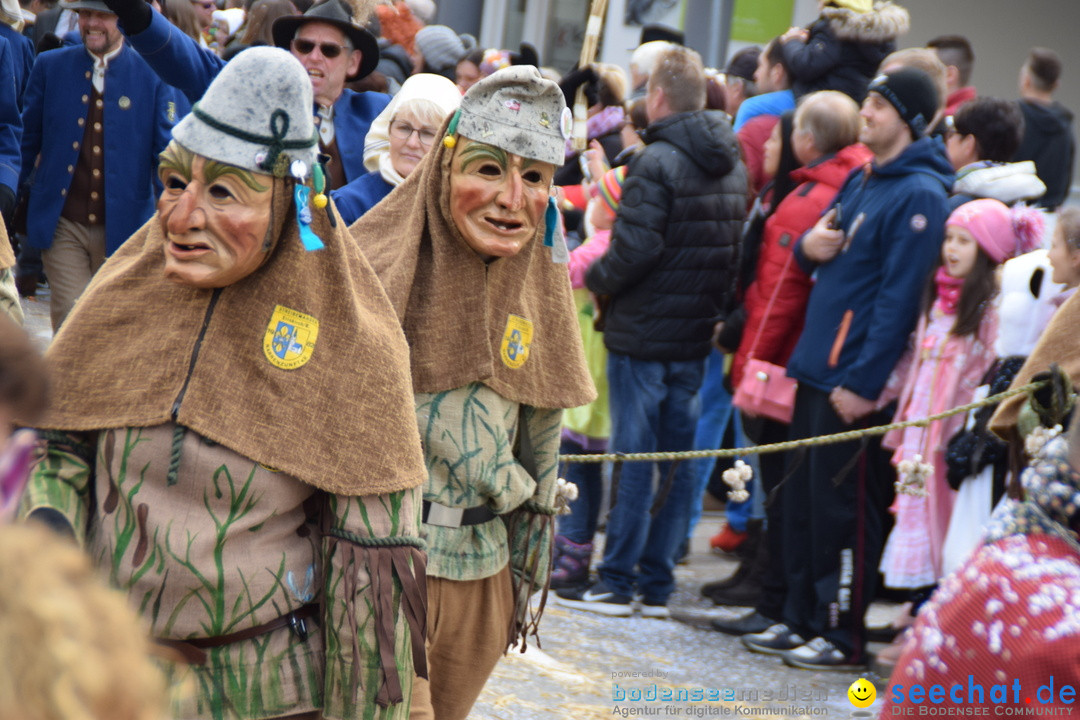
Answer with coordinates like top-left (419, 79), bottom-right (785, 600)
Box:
top-left (597, 352), bottom-right (705, 604)
top-left (687, 349), bottom-right (757, 537)
top-left (557, 437), bottom-right (605, 545)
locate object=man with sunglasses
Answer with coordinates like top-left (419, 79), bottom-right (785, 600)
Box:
top-left (99, 0), bottom-right (387, 190)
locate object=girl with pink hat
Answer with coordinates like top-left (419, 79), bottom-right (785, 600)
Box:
top-left (878, 199), bottom-right (1043, 613)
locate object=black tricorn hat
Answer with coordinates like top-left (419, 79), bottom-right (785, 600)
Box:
top-left (272, 0), bottom-right (380, 81)
top-left (639, 24), bottom-right (684, 46)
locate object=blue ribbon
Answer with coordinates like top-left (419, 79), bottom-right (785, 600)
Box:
top-left (294, 184), bottom-right (324, 251)
top-left (544, 196), bottom-right (558, 248)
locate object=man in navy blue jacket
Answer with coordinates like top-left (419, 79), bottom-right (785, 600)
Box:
top-left (101, 0), bottom-right (388, 189)
top-left (0, 34), bottom-right (20, 232)
top-left (19, 0), bottom-right (179, 329)
top-left (742, 67), bottom-right (954, 670)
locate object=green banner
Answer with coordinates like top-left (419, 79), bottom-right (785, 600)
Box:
top-left (731, 0), bottom-right (795, 44)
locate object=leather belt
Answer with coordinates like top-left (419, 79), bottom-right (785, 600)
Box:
top-left (155, 603), bottom-right (318, 666)
top-left (422, 500), bottom-right (496, 528)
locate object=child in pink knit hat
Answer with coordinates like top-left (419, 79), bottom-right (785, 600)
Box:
top-left (878, 198), bottom-right (1043, 618)
top-left (946, 198), bottom-right (1044, 264)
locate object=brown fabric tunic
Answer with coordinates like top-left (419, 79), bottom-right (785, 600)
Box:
top-left (39, 183), bottom-right (425, 496)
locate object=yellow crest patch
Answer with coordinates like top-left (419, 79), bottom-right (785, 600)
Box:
top-left (263, 305), bottom-right (319, 370)
top-left (500, 314), bottom-right (533, 369)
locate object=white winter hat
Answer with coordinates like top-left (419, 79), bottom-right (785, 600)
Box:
top-left (171, 47), bottom-right (319, 178)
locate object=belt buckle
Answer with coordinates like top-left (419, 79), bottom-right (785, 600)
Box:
top-left (289, 612), bottom-right (309, 642)
top-left (426, 502), bottom-right (464, 528)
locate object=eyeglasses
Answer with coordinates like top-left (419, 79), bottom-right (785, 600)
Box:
top-left (943, 114), bottom-right (959, 139)
top-left (291, 38), bottom-right (351, 59)
top-left (389, 121), bottom-right (437, 146)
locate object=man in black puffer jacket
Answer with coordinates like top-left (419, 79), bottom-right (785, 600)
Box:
top-left (556, 45), bottom-right (747, 619)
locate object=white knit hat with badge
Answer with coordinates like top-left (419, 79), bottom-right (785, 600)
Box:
top-left (450, 65), bottom-right (571, 167)
top-left (171, 47), bottom-right (319, 179)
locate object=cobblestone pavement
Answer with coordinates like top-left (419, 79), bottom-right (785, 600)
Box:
top-left (473, 518), bottom-right (898, 720)
top-left (20, 291), bottom-right (895, 720)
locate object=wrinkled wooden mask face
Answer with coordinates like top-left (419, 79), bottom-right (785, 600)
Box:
top-left (157, 143), bottom-right (274, 288)
top-left (448, 138), bottom-right (555, 261)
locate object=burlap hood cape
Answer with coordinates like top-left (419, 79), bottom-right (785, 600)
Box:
top-left (0, 222), bottom-right (13, 270)
top-left (39, 183), bottom-right (426, 496)
top-left (990, 289), bottom-right (1080, 441)
top-left (353, 120), bottom-right (596, 410)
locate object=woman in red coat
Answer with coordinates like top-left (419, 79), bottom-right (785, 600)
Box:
top-left (712, 90), bottom-right (871, 636)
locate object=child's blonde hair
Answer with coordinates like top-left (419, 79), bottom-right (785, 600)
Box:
top-left (0, 524), bottom-right (169, 720)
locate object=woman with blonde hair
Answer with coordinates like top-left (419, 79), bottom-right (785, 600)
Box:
top-left (333, 72), bottom-right (462, 224)
top-left (234, 0), bottom-right (297, 48)
top-left (162, 0), bottom-right (204, 43)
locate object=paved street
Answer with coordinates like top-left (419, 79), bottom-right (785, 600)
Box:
top-left (20, 291), bottom-right (895, 720)
top-left (474, 518), bottom-right (897, 720)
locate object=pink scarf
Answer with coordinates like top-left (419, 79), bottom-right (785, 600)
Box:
top-left (934, 266), bottom-right (965, 315)
top-left (564, 105), bottom-right (625, 158)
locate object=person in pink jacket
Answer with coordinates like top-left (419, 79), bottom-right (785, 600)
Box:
top-left (551, 165), bottom-right (626, 590)
top-left (879, 200), bottom-right (1044, 598)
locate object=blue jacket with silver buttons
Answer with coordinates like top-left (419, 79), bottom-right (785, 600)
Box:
top-left (19, 43), bottom-right (183, 254)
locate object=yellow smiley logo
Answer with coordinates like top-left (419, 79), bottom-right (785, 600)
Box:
top-left (848, 678), bottom-right (876, 708)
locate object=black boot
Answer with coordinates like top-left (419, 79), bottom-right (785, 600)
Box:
top-left (700, 562), bottom-right (750, 600)
top-left (707, 525), bottom-right (769, 607)
top-left (700, 519), bottom-right (764, 601)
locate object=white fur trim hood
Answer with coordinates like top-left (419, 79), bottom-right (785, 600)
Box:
top-left (824, 1), bottom-right (910, 43)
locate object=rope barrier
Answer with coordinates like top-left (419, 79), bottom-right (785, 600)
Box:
top-left (561, 380), bottom-right (1047, 464)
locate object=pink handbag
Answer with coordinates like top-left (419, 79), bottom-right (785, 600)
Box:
top-left (732, 250), bottom-right (798, 424)
top-left (733, 357), bottom-right (797, 424)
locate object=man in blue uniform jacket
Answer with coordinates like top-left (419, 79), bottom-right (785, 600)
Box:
top-left (19, 0), bottom-right (179, 329)
top-left (0, 35), bottom-right (21, 231)
top-left (100, 0), bottom-right (388, 189)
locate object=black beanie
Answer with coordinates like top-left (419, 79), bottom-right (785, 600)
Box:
top-left (867, 67), bottom-right (939, 140)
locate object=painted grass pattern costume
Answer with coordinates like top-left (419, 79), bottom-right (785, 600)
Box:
top-left (354, 66), bottom-right (595, 718)
top-left (20, 48), bottom-right (427, 720)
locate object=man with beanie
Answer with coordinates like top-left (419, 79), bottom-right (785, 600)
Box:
top-left (556, 45), bottom-right (746, 619)
top-left (742, 66), bottom-right (953, 670)
top-left (721, 45), bottom-right (760, 118)
top-left (18, 0), bottom-right (181, 330)
top-left (414, 24), bottom-right (474, 80)
top-left (20, 47), bottom-right (428, 719)
top-left (98, 0), bottom-right (389, 189)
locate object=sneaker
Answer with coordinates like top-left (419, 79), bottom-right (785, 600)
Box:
top-left (710, 523), bottom-right (748, 554)
top-left (549, 536), bottom-right (593, 590)
top-left (782, 637), bottom-right (866, 671)
top-left (635, 604), bottom-right (669, 621)
top-left (711, 610), bottom-right (775, 636)
top-left (741, 623), bottom-right (806, 655)
top-left (634, 595), bottom-right (670, 619)
top-left (555, 580), bottom-right (633, 617)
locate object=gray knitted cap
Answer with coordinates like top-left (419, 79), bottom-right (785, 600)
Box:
top-left (415, 25), bottom-right (475, 72)
top-left (171, 47), bottom-right (319, 178)
top-left (455, 65), bottom-right (570, 167)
